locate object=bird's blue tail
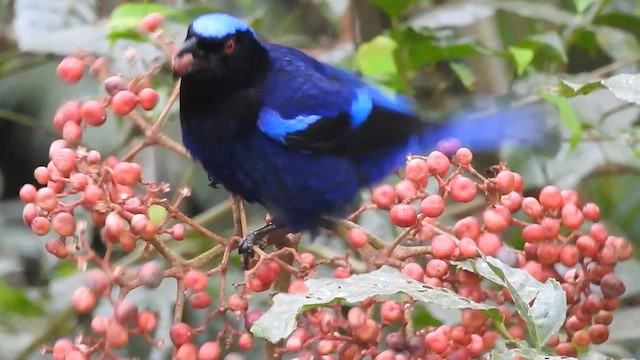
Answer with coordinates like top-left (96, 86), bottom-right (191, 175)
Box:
top-left (414, 103), bottom-right (550, 155)
top-left (356, 103), bottom-right (549, 186)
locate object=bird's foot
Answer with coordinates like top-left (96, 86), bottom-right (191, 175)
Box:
top-left (239, 223), bottom-right (277, 268)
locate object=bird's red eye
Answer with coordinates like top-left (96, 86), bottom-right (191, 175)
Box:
top-left (223, 39), bottom-right (235, 55)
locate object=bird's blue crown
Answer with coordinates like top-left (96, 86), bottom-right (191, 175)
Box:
top-left (191, 13), bottom-right (256, 39)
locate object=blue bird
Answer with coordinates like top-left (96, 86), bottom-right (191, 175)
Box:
top-left (172, 13), bottom-right (545, 265)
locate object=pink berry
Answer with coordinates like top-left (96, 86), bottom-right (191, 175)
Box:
top-left (421, 194), bottom-right (445, 218)
top-left (140, 12), bottom-right (165, 32)
top-left (539, 185), bottom-right (563, 210)
top-left (138, 88), bottom-right (159, 110)
top-left (56, 56), bottom-right (84, 83)
top-left (185, 270), bottom-right (208, 292)
top-left (405, 158), bottom-right (429, 185)
top-left (494, 170), bottom-right (515, 195)
top-left (390, 204), bottom-right (418, 227)
top-left (427, 151), bottom-right (450, 177)
top-left (371, 184), bottom-right (396, 209)
top-left (449, 176), bottom-right (476, 202)
top-left (81, 100), bottom-right (107, 126)
top-left (455, 147), bottom-right (473, 165)
top-left (347, 227), bottom-right (368, 248)
top-left (431, 235), bottom-right (456, 259)
top-left (111, 90), bottom-right (138, 115)
top-left (112, 162), bottom-right (141, 186)
top-left (170, 322), bottom-right (194, 347)
top-left (19, 184), bottom-right (37, 203)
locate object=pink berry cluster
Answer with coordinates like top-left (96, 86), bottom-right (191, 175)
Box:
top-left (17, 11), bottom-right (633, 360)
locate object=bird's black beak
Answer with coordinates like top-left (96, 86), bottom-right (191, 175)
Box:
top-left (172, 37), bottom-right (198, 77)
top-left (175, 37), bottom-right (198, 57)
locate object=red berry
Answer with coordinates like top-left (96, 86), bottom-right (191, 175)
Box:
top-left (228, 294), bottom-right (249, 313)
top-left (380, 301), bottom-right (404, 323)
top-left (140, 12), bottom-right (165, 32)
top-left (588, 324), bottom-right (609, 345)
top-left (34, 166), bottom-right (51, 185)
top-left (287, 278), bottom-right (308, 293)
top-left (185, 270), bottom-right (208, 292)
top-left (19, 184), bottom-right (37, 203)
top-left (536, 243), bottom-right (560, 266)
top-left (62, 121), bottom-right (82, 144)
top-left (137, 311), bottom-right (158, 333)
top-left (583, 203), bottom-right (600, 221)
top-left (31, 216), bottom-right (51, 236)
top-left (455, 147), bottom-right (473, 165)
top-left (45, 239), bottom-right (68, 258)
top-left (372, 184), bottom-right (396, 209)
top-left (51, 147), bottom-right (77, 176)
top-left (53, 212), bottom-right (76, 237)
top-left (483, 209), bottom-right (509, 233)
top-left (421, 194), bottom-right (445, 218)
top-left (72, 287), bottom-right (97, 314)
top-left (238, 333), bottom-right (253, 350)
top-left (522, 224), bottom-right (545, 243)
top-left (81, 100), bottom-right (107, 126)
top-left (454, 217), bottom-right (481, 240)
top-left (494, 170), bottom-right (515, 195)
top-left (561, 189), bottom-right (580, 206)
top-left (333, 266), bottom-right (351, 278)
top-left (198, 341), bottom-right (222, 360)
top-left (52, 339), bottom-right (74, 360)
top-left (540, 217), bottom-right (561, 240)
top-left (249, 277), bottom-right (269, 292)
top-left (431, 235), bottom-right (456, 259)
top-left (172, 223), bottom-right (186, 241)
top-left (114, 300), bottom-right (139, 324)
top-left (347, 307), bottom-right (367, 329)
top-left (255, 260), bottom-right (280, 285)
top-left (390, 204), bottom-right (418, 227)
top-left (449, 176), bottom-right (476, 202)
top-left (113, 162), bottom-right (142, 186)
top-left (91, 316), bottom-right (109, 334)
top-left (347, 228), bottom-right (368, 248)
top-left (190, 291), bottom-right (212, 309)
top-left (106, 321), bottom-right (129, 348)
top-left (458, 237), bottom-right (479, 258)
top-left (427, 151), bottom-right (450, 177)
top-left (176, 344), bottom-right (198, 360)
top-left (500, 191), bottom-right (523, 212)
top-left (170, 322), bottom-right (194, 347)
top-left (138, 88), bottom-right (159, 110)
top-left (600, 273), bottom-right (625, 298)
top-left (56, 56), bottom-right (84, 83)
top-left (244, 310), bottom-right (263, 330)
top-left (559, 244), bottom-right (580, 267)
top-left (395, 180), bottom-right (417, 201)
top-left (69, 173), bottom-right (89, 191)
top-left (103, 76), bottom-right (127, 95)
top-left (477, 232), bottom-right (502, 256)
top-left (539, 185), bottom-right (563, 210)
top-left (402, 262), bottom-right (424, 281)
top-left (425, 259), bottom-right (449, 279)
top-left (522, 197), bottom-right (543, 219)
top-left (111, 90), bottom-right (138, 115)
top-left (405, 158), bottom-right (429, 185)
top-left (561, 203), bottom-right (584, 230)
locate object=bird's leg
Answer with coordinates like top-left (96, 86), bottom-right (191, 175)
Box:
top-left (239, 222), bottom-right (278, 268)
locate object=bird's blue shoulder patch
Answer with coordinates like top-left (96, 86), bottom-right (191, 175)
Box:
top-left (191, 13), bottom-right (255, 39)
top-left (349, 88), bottom-right (373, 127)
top-left (257, 108), bottom-right (322, 143)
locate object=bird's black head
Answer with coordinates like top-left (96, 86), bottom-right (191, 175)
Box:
top-left (173, 13), bottom-right (269, 90)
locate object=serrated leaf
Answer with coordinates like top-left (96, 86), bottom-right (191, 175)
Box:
top-left (355, 36), bottom-right (398, 78)
top-left (251, 266), bottom-right (501, 343)
top-left (601, 74), bottom-right (640, 105)
top-left (451, 256), bottom-right (566, 349)
top-left (540, 93), bottom-right (583, 149)
top-left (450, 62), bottom-right (476, 90)
top-left (508, 46), bottom-right (535, 76)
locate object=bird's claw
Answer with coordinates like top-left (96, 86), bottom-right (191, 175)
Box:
top-left (238, 231), bottom-right (268, 268)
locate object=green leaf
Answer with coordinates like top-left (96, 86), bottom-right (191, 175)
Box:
top-left (450, 62), bottom-right (476, 89)
top-left (452, 256), bottom-right (567, 349)
top-left (409, 40), bottom-right (492, 69)
top-left (527, 32), bottom-right (568, 63)
top-left (355, 36), bottom-right (398, 78)
top-left (508, 46), bottom-right (535, 76)
top-left (481, 0), bottom-right (575, 25)
top-left (0, 281), bottom-right (44, 316)
top-left (371, 0), bottom-right (419, 18)
top-left (601, 74), bottom-right (640, 105)
top-left (251, 266), bottom-right (502, 343)
top-left (594, 12), bottom-right (640, 39)
top-left (541, 92), bottom-right (583, 149)
top-left (573, 0), bottom-right (597, 14)
top-left (557, 79), bottom-right (604, 97)
top-left (107, 3), bottom-right (189, 39)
